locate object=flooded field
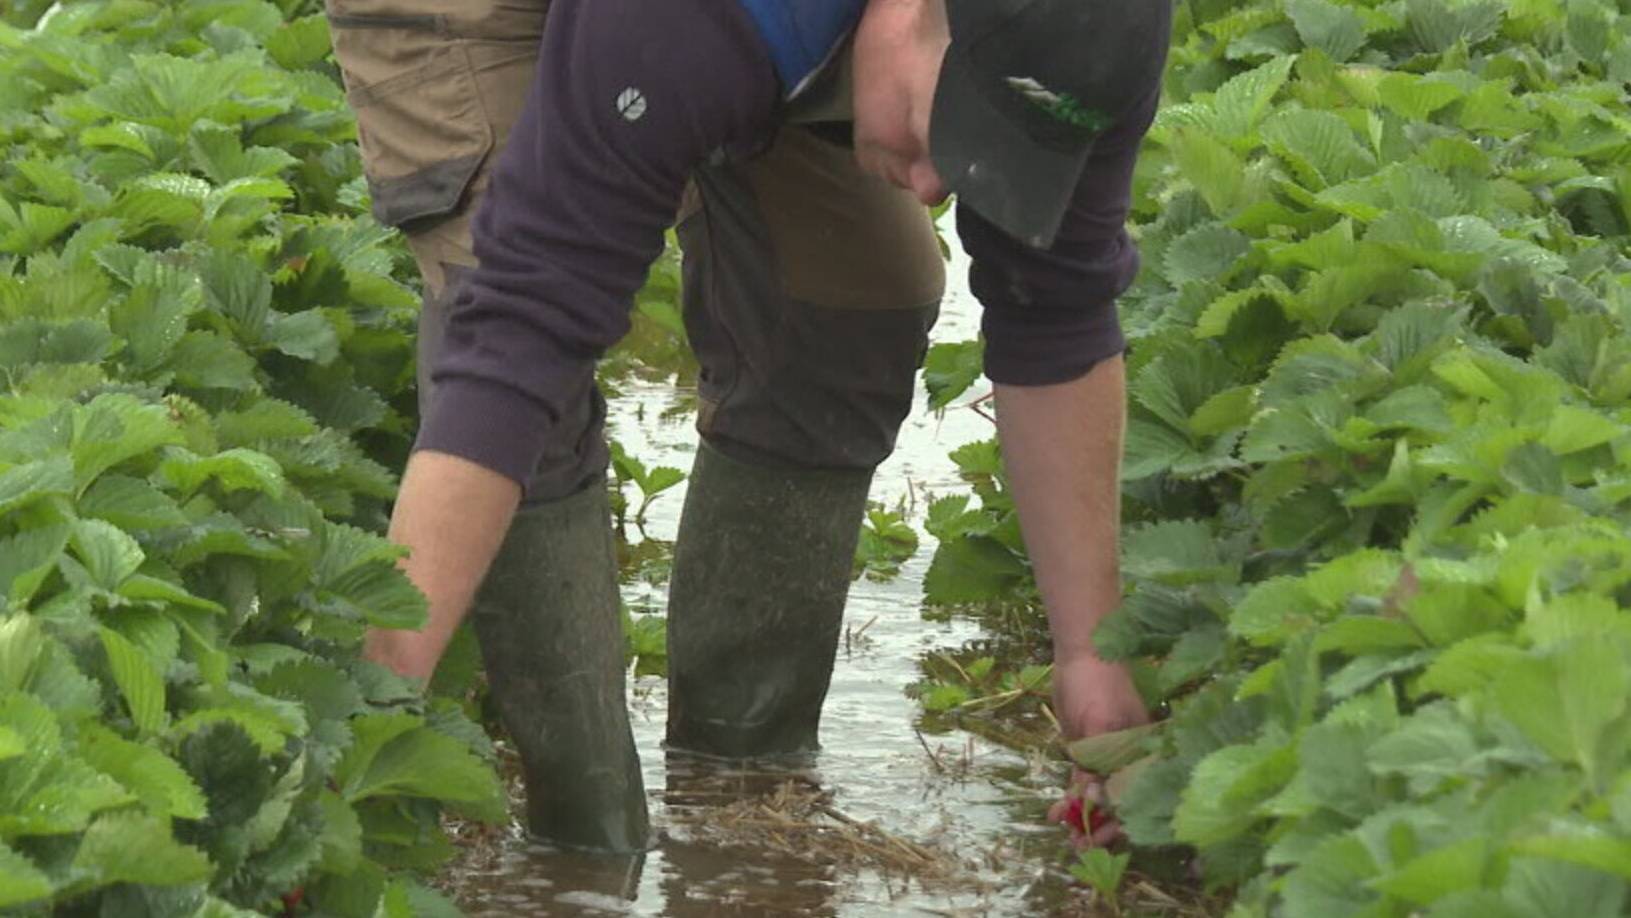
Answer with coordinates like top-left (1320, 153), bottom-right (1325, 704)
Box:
top-left (435, 233), bottom-right (1206, 916)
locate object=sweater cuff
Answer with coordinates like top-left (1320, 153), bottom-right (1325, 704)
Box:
top-left (980, 298), bottom-right (1128, 387)
top-left (413, 375), bottom-right (552, 491)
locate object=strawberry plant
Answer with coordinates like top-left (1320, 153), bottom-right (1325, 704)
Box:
top-left (0, 2), bottom-right (504, 913)
top-left (919, 0), bottom-right (1631, 911)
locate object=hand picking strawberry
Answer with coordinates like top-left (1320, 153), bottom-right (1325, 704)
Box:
top-left (1046, 768), bottom-right (1124, 850)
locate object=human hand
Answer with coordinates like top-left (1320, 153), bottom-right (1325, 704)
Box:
top-left (1048, 768), bottom-right (1121, 849)
top-left (1046, 653), bottom-right (1149, 849)
top-left (1052, 652), bottom-right (1150, 742)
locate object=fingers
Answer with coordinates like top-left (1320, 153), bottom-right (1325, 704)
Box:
top-left (1052, 767), bottom-right (1126, 851)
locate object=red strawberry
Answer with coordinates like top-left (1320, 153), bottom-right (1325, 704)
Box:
top-left (1064, 794), bottom-right (1087, 833)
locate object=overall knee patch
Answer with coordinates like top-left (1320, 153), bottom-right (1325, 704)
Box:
top-left (677, 125), bottom-right (946, 471)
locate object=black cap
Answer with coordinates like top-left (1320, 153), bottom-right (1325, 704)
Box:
top-left (930, 0), bottom-right (1173, 248)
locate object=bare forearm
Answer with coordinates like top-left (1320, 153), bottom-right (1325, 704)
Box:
top-left (993, 356), bottom-right (1125, 662)
top-left (366, 450), bottom-right (522, 681)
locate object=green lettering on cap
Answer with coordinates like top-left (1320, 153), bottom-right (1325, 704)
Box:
top-left (1006, 76), bottom-right (1113, 133)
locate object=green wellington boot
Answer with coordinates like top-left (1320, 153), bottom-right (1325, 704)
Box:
top-left (665, 440), bottom-right (874, 759)
top-left (469, 480), bottom-right (650, 853)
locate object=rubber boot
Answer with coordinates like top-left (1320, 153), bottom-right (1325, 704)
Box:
top-left (469, 480), bottom-right (650, 853)
top-left (665, 440), bottom-right (874, 759)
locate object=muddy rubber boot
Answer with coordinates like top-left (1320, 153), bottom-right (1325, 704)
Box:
top-left (469, 480), bottom-right (650, 853)
top-left (665, 440), bottom-right (874, 759)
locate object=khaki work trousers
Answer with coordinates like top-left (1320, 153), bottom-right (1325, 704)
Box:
top-left (326, 0), bottom-right (947, 501)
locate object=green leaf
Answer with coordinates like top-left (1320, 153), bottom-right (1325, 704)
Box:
top-left (1540, 406), bottom-right (1622, 456)
top-left (386, 880), bottom-right (462, 918)
top-left (1326, 648), bottom-right (1435, 702)
top-left (1282, 834), bottom-right (1382, 917)
top-left (1262, 108), bottom-right (1376, 189)
top-left (0, 841), bottom-right (51, 910)
top-left (81, 122), bottom-right (157, 158)
top-left (1190, 385), bottom-right (1257, 437)
top-left (190, 898), bottom-right (266, 918)
top-left (1173, 738), bottom-right (1297, 847)
top-left (68, 518), bottom-right (144, 590)
top-left (71, 811), bottom-right (212, 887)
top-left (337, 715), bottom-right (504, 821)
top-left (1231, 577), bottom-right (1316, 646)
top-left (0, 201), bottom-right (75, 255)
top-left (79, 723), bottom-right (207, 820)
top-left (0, 456), bottom-right (74, 515)
top-left (1347, 438), bottom-right (1430, 508)
top-left (641, 466), bottom-right (685, 497)
top-left (1509, 835), bottom-right (1631, 883)
top-left (1304, 550), bottom-right (1403, 607)
top-left (1416, 634), bottom-right (1525, 697)
top-left (1118, 755), bottom-right (1190, 847)
top-left (265, 14), bottom-right (333, 70)
top-left (1502, 442), bottom-right (1563, 495)
top-left (923, 536), bottom-right (1028, 605)
top-left (1123, 519), bottom-right (1233, 585)
top-left (118, 575), bottom-right (227, 614)
top-left (1195, 285), bottom-right (1270, 339)
top-left (1315, 616), bottom-right (1426, 655)
top-left (1502, 857), bottom-right (1628, 918)
top-left (1407, 0), bottom-right (1504, 52)
top-left (79, 474), bottom-right (188, 530)
top-left (188, 121), bottom-right (300, 185)
top-left (203, 176), bottom-right (292, 225)
top-left (201, 248), bottom-right (273, 338)
top-left (1378, 72), bottom-right (1466, 121)
top-left (1493, 640), bottom-right (1627, 779)
top-left (1367, 702), bottom-right (1480, 794)
top-left (920, 681), bottom-right (971, 712)
top-left (109, 274), bottom-right (203, 374)
top-left (100, 625), bottom-right (167, 734)
top-left (70, 396), bottom-right (185, 488)
top-left (1165, 223), bottom-right (1252, 287)
top-left (165, 331), bottom-right (258, 391)
top-left (318, 789), bottom-right (363, 875)
top-left (0, 524), bottom-right (70, 608)
top-left (1070, 848), bottom-right (1131, 899)
top-left (923, 339), bottom-right (985, 410)
top-left (1067, 723), bottom-right (1159, 774)
top-left (159, 447), bottom-right (285, 497)
top-left (178, 719), bottom-right (275, 830)
top-left (1171, 126), bottom-right (1247, 216)
top-left (1161, 625), bottom-right (1229, 694)
top-left (1210, 55), bottom-right (1296, 140)
top-left (1287, 0), bottom-right (1369, 61)
top-left (1276, 721), bottom-right (1383, 821)
top-left (214, 399), bottom-right (320, 445)
top-left (322, 559), bottom-right (427, 631)
top-left (1523, 593), bottom-right (1628, 649)
top-left (266, 309), bottom-right (340, 363)
top-left (0, 617), bottom-right (47, 693)
top-left (1366, 386), bottom-right (1453, 436)
top-left (1374, 837), bottom-right (1498, 905)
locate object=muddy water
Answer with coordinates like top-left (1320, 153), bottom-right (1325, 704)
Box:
top-left (443, 231), bottom-right (1091, 916)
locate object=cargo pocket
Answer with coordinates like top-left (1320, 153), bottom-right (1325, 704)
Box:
top-left (328, 10), bottom-right (494, 230)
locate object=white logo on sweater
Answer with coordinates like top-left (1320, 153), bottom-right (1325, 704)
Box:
top-left (617, 88), bottom-right (647, 122)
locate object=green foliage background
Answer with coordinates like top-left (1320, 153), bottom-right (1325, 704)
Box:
top-left (0, 2), bottom-right (506, 914)
top-left (920, 0), bottom-right (1631, 912)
